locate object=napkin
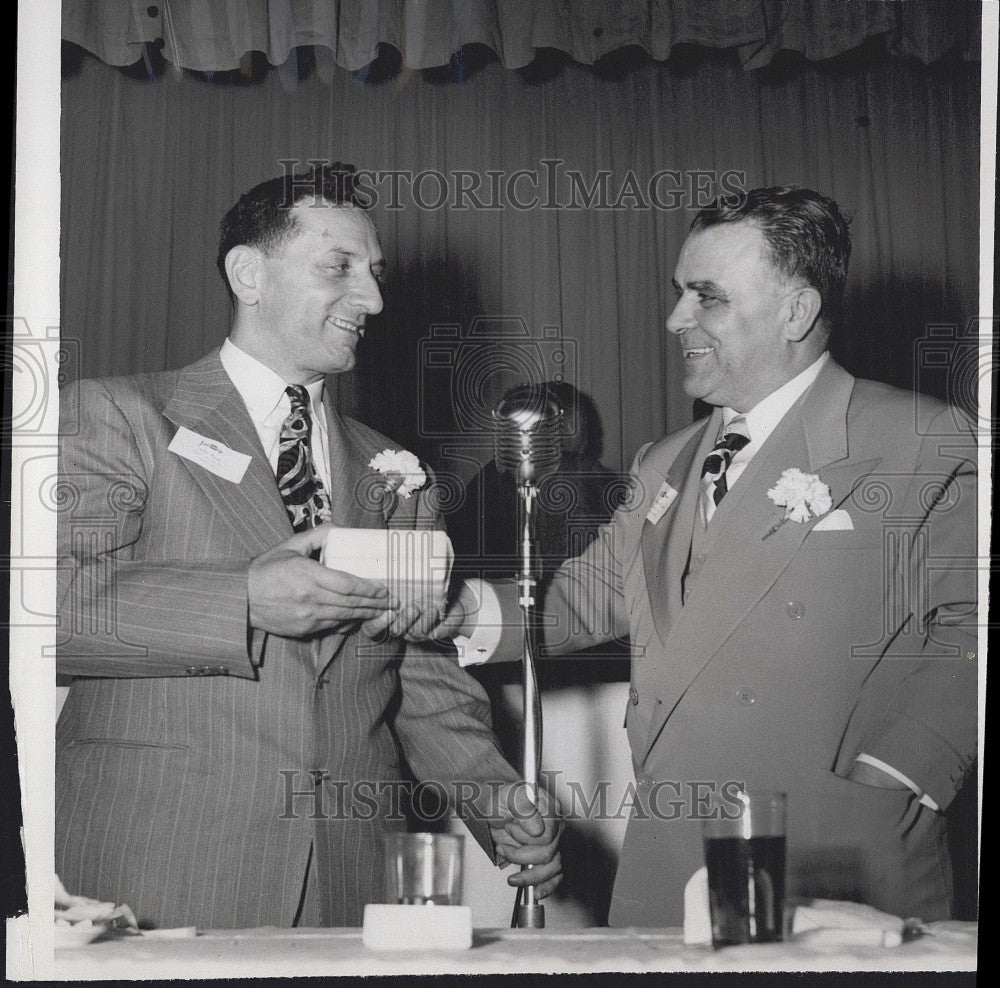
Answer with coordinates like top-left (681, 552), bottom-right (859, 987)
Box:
top-left (54, 875), bottom-right (139, 946)
top-left (321, 528), bottom-right (453, 610)
top-left (684, 866), bottom-right (713, 944)
top-left (683, 866), bottom-right (906, 947)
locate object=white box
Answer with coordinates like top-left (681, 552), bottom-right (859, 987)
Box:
top-left (321, 528), bottom-right (453, 610)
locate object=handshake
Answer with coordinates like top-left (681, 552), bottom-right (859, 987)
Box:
top-left (247, 523), bottom-right (478, 644)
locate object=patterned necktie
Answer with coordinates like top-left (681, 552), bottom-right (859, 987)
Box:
top-left (276, 385), bottom-right (333, 532)
top-left (701, 418), bottom-right (751, 507)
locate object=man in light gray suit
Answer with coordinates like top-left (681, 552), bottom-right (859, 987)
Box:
top-left (438, 187), bottom-right (977, 926)
top-left (56, 164), bottom-right (561, 929)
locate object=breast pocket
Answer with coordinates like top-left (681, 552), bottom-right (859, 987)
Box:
top-left (801, 530), bottom-right (879, 552)
top-left (65, 738), bottom-right (189, 750)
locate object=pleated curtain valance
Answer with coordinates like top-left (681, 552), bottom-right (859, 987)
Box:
top-left (62, 0), bottom-right (981, 76)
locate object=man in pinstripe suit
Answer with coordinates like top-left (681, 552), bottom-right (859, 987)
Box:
top-left (55, 165), bottom-right (561, 929)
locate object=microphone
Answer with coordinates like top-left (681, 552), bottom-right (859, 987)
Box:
top-left (492, 388), bottom-right (563, 485)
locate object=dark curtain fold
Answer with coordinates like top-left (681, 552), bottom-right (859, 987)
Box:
top-left (62, 0), bottom-right (980, 73)
top-left (61, 48), bottom-right (980, 479)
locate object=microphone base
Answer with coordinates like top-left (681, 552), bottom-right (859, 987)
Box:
top-left (513, 902), bottom-right (546, 929)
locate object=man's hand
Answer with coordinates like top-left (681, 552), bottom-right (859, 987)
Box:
top-left (361, 599), bottom-right (445, 642)
top-left (487, 782), bottom-right (563, 899)
top-left (248, 524), bottom-right (397, 637)
top-left (401, 580), bottom-right (479, 644)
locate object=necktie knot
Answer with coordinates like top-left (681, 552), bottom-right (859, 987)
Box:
top-left (285, 384), bottom-right (310, 417)
top-left (718, 428), bottom-right (750, 454)
top-left (701, 418), bottom-right (750, 507)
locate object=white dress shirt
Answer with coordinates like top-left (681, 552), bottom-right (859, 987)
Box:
top-left (220, 338), bottom-right (331, 489)
top-left (703, 352), bottom-right (829, 523)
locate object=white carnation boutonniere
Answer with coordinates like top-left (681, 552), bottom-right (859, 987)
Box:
top-left (369, 448), bottom-right (427, 509)
top-left (764, 467), bottom-right (832, 539)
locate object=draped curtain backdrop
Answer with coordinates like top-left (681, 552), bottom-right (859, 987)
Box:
top-left (64, 0), bottom-right (981, 71)
top-left (60, 0), bottom-right (981, 479)
top-left (59, 0), bottom-right (981, 923)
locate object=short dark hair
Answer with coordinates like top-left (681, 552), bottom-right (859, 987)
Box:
top-left (691, 186), bottom-right (852, 333)
top-left (216, 162), bottom-right (369, 303)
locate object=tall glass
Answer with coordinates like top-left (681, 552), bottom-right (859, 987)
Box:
top-left (702, 790), bottom-right (787, 947)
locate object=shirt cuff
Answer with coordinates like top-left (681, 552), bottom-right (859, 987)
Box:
top-left (453, 578), bottom-right (502, 667)
top-left (854, 753), bottom-right (940, 811)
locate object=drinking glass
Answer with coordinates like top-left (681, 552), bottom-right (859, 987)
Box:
top-left (384, 832), bottom-right (464, 906)
top-left (702, 790), bottom-right (787, 947)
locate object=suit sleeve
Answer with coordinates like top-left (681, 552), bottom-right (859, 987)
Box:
top-left (479, 450), bottom-right (649, 663)
top-left (394, 640), bottom-right (520, 860)
top-left (389, 481), bottom-right (520, 862)
top-left (838, 407), bottom-right (978, 811)
top-left (56, 379), bottom-right (259, 679)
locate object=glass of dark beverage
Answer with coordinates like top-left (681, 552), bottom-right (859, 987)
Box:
top-left (702, 789), bottom-right (786, 948)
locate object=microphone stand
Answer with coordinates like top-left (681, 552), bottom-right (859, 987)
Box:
top-left (492, 391), bottom-right (561, 930)
top-left (512, 476), bottom-right (545, 929)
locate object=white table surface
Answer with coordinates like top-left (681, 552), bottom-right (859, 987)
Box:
top-left (51, 922), bottom-right (977, 978)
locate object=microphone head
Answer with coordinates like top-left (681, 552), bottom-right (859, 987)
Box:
top-left (493, 387), bottom-right (564, 485)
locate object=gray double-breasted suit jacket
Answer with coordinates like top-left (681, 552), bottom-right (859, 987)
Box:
top-left (492, 358), bottom-right (977, 926)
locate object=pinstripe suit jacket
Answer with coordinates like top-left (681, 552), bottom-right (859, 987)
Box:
top-left (490, 360), bottom-right (977, 925)
top-left (55, 349), bottom-right (517, 929)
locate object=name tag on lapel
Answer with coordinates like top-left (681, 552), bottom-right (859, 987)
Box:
top-left (646, 482), bottom-right (678, 524)
top-left (169, 427), bottom-right (252, 484)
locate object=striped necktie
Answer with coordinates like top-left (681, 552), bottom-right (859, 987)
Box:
top-left (276, 385), bottom-right (333, 532)
top-left (701, 418), bottom-right (750, 508)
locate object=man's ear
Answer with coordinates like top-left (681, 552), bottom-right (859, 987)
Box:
top-left (224, 245), bottom-right (264, 306)
top-left (782, 286), bottom-right (823, 342)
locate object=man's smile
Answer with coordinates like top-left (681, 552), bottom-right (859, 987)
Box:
top-left (328, 315), bottom-right (365, 338)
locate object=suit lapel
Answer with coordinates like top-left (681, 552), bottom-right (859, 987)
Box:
top-left (162, 353), bottom-right (395, 677)
top-left (640, 412), bottom-right (719, 643)
top-left (163, 351), bottom-right (292, 556)
top-left (638, 360), bottom-right (881, 766)
top-left (322, 391), bottom-right (385, 530)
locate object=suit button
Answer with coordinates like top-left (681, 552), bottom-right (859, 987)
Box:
top-left (735, 688), bottom-right (756, 706)
top-left (629, 686), bottom-right (639, 705)
top-left (786, 600), bottom-right (806, 619)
